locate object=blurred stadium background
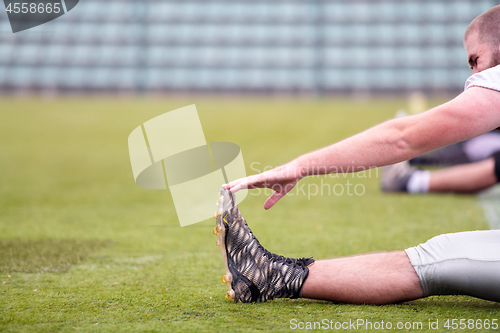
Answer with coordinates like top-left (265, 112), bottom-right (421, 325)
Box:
top-left (0, 0), bottom-right (498, 96)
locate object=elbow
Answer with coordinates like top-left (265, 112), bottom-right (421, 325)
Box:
top-left (377, 116), bottom-right (435, 164)
top-left (393, 127), bottom-right (436, 160)
top-left (388, 121), bottom-right (423, 161)
top-left (393, 135), bottom-right (415, 160)
top-left (394, 136), bottom-right (412, 155)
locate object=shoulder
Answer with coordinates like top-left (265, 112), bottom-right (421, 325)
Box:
top-left (464, 65), bottom-right (500, 91)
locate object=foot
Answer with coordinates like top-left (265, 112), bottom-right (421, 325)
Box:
top-left (213, 189), bottom-right (314, 303)
top-left (381, 161), bottom-right (416, 192)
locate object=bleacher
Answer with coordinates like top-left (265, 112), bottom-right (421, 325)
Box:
top-left (0, 0), bottom-right (497, 94)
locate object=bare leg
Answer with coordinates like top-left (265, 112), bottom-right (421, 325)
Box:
top-left (301, 251), bottom-right (424, 304)
top-left (429, 157), bottom-right (497, 193)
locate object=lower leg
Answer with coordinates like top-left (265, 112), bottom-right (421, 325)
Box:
top-left (301, 251), bottom-right (424, 305)
top-left (428, 157), bottom-right (497, 193)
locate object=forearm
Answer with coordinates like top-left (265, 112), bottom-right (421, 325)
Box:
top-left (292, 117), bottom-right (422, 176)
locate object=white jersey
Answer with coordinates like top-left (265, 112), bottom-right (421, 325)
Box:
top-left (465, 64), bottom-right (500, 92)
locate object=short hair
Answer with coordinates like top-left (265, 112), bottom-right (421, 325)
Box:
top-left (464, 5), bottom-right (500, 50)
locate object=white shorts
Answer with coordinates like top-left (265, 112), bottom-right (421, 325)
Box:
top-left (405, 230), bottom-right (500, 302)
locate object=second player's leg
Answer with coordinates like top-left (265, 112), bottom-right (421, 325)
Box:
top-left (429, 157), bottom-right (496, 193)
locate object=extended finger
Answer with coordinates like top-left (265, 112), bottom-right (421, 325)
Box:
top-left (223, 176), bottom-right (246, 189)
top-left (263, 191), bottom-right (285, 210)
top-left (228, 182), bottom-right (249, 193)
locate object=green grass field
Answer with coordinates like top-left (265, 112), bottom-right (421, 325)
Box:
top-left (0, 96), bottom-right (498, 332)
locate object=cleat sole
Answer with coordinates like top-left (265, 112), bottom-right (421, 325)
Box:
top-left (215, 190), bottom-right (235, 301)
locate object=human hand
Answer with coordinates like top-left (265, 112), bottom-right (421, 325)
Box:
top-left (222, 162), bottom-right (305, 210)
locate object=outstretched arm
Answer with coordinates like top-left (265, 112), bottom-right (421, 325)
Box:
top-left (224, 87), bottom-right (500, 209)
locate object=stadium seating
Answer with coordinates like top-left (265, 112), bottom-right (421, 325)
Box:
top-left (0, 0), bottom-right (497, 93)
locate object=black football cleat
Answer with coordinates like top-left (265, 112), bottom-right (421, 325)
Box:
top-left (213, 189), bottom-right (314, 303)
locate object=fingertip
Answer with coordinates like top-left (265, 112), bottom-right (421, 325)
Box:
top-left (263, 197), bottom-right (275, 210)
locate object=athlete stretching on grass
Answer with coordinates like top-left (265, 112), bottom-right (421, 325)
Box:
top-left (214, 6), bottom-right (500, 304)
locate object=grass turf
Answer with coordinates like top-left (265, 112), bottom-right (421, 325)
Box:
top-left (0, 96), bottom-right (498, 332)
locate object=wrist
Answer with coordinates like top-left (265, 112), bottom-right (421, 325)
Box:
top-left (292, 154), bottom-right (337, 177)
top-left (289, 157), bottom-right (309, 179)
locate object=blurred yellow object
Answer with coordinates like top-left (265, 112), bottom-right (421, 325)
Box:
top-left (408, 91), bottom-right (428, 114)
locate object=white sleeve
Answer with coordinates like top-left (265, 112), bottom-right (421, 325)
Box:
top-left (464, 65), bottom-right (500, 92)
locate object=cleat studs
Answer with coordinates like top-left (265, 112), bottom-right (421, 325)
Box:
top-left (213, 212), bottom-right (217, 218)
top-left (216, 240), bottom-right (220, 246)
top-left (217, 208), bottom-right (223, 216)
top-left (222, 274), bottom-right (232, 283)
top-left (225, 290), bottom-right (235, 300)
top-left (212, 225), bottom-right (221, 235)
